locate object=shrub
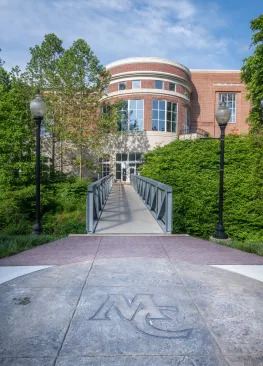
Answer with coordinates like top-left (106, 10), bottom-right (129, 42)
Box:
top-left (140, 134), bottom-right (263, 242)
top-left (0, 178), bottom-right (90, 235)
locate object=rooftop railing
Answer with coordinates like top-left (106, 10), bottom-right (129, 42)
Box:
top-left (180, 126), bottom-right (209, 137)
top-left (87, 173), bottom-right (113, 233)
top-left (131, 174), bottom-right (172, 233)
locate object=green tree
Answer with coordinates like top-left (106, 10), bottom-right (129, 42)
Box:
top-left (25, 34), bottom-right (65, 174)
top-left (241, 14), bottom-right (263, 133)
top-left (57, 39), bottom-right (115, 178)
top-left (0, 66), bottom-right (35, 187)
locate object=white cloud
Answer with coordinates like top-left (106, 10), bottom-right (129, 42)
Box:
top-left (0, 0), bottom-right (245, 70)
top-left (150, 0), bottom-right (196, 19)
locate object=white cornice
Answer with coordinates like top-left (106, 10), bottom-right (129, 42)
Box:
top-left (213, 83), bottom-right (244, 86)
top-left (190, 69), bottom-right (240, 73)
top-left (106, 57), bottom-right (191, 77)
top-left (102, 89), bottom-right (190, 104)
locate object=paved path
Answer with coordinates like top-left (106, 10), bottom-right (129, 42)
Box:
top-left (1, 236), bottom-right (263, 365)
top-left (95, 183), bottom-right (164, 234)
top-left (1, 235), bottom-right (263, 266)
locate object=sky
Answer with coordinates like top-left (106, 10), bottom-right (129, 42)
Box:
top-left (0, 0), bottom-right (262, 71)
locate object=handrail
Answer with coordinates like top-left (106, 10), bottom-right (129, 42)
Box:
top-left (131, 174), bottom-right (172, 233)
top-left (87, 173), bottom-right (114, 233)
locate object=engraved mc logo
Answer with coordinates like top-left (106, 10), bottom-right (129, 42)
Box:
top-left (89, 294), bottom-right (193, 339)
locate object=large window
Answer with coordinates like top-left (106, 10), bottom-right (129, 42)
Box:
top-left (118, 100), bottom-right (144, 131)
top-left (152, 100), bottom-right (177, 132)
top-left (166, 102), bottom-right (177, 132)
top-left (219, 93), bottom-right (236, 123)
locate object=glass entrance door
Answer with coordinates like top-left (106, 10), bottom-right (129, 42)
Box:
top-left (115, 153), bottom-right (142, 182)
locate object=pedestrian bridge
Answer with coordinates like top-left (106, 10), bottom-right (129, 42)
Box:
top-left (87, 174), bottom-right (172, 234)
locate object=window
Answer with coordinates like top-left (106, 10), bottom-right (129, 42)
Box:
top-left (132, 80), bottom-right (141, 89)
top-left (152, 100), bottom-right (177, 132)
top-left (118, 100), bottom-right (144, 131)
top-left (102, 104), bottom-right (110, 114)
top-left (184, 90), bottom-right (190, 99)
top-left (219, 93), bottom-right (236, 122)
top-left (166, 102), bottom-right (177, 132)
top-left (168, 82), bottom-right (176, 92)
top-left (115, 153), bottom-right (143, 179)
top-left (118, 82), bottom-right (126, 90)
top-left (155, 80), bottom-right (163, 89)
top-left (99, 155), bottom-right (110, 177)
top-left (187, 109), bottom-right (191, 127)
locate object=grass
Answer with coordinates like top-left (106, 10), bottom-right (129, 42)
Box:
top-left (215, 239), bottom-right (263, 257)
top-left (0, 234), bottom-right (64, 259)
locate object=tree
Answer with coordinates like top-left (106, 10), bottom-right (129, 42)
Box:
top-left (25, 34), bottom-right (65, 174)
top-left (241, 14), bottom-right (263, 133)
top-left (57, 39), bottom-right (115, 178)
top-left (0, 66), bottom-right (35, 187)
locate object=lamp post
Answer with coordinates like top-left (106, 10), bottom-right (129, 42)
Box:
top-left (30, 93), bottom-right (47, 235)
top-left (213, 101), bottom-right (231, 240)
top-left (260, 100), bottom-right (263, 121)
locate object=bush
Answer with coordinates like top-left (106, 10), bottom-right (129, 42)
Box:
top-left (42, 210), bottom-right (86, 235)
top-left (0, 178), bottom-right (90, 236)
top-left (140, 134), bottom-right (263, 242)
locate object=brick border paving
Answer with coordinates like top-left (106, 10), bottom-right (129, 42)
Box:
top-left (1, 235), bottom-right (263, 266)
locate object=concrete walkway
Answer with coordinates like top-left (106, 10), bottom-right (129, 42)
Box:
top-left (1, 236), bottom-right (263, 365)
top-left (95, 183), bottom-right (164, 234)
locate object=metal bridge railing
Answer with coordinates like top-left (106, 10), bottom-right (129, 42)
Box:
top-left (131, 174), bottom-right (172, 233)
top-left (87, 173), bottom-right (113, 233)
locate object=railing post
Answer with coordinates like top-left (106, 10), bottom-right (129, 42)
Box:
top-left (87, 188), bottom-right (94, 233)
top-left (166, 190), bottom-right (172, 234)
top-left (87, 173), bottom-right (113, 233)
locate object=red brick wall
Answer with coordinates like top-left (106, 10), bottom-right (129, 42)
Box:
top-left (108, 62), bottom-right (190, 81)
top-left (106, 61), bottom-right (250, 137)
top-left (191, 71), bottom-right (250, 137)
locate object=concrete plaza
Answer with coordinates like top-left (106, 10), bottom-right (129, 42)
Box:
top-left (1, 235), bottom-right (263, 365)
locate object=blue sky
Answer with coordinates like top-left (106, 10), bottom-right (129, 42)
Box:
top-left (0, 0), bottom-right (262, 71)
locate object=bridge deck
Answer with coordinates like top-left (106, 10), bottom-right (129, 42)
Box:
top-left (95, 183), bottom-right (163, 234)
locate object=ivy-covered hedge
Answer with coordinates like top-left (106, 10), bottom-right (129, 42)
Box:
top-left (140, 134), bottom-right (263, 242)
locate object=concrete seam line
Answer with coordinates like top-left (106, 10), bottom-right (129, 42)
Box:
top-left (53, 236), bottom-right (102, 365)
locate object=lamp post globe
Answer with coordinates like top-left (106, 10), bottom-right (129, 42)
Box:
top-left (215, 101), bottom-right (231, 126)
top-left (30, 93), bottom-right (47, 235)
top-left (213, 101), bottom-right (231, 240)
top-left (30, 94), bottom-right (47, 118)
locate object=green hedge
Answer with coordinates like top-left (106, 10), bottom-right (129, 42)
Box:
top-left (140, 134), bottom-right (263, 242)
top-left (0, 179), bottom-right (90, 236)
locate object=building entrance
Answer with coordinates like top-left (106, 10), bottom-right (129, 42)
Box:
top-left (115, 152), bottom-right (142, 182)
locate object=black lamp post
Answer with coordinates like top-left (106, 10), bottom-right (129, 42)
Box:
top-left (30, 93), bottom-right (47, 235)
top-left (260, 99), bottom-right (263, 118)
top-left (213, 101), bottom-right (231, 239)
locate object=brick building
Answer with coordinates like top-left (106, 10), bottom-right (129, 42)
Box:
top-left (101, 57), bottom-right (250, 181)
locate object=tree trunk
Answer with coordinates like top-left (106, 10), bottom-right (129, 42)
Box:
top-left (79, 145), bottom-right (82, 179)
top-left (60, 139), bottom-right (63, 173)
top-left (51, 133), bottom-right (56, 177)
